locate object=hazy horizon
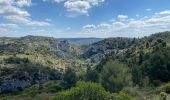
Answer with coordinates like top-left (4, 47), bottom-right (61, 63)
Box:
top-left (0, 32), bottom-right (161, 38)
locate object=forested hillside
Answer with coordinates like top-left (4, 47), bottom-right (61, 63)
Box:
top-left (0, 31), bottom-right (170, 100)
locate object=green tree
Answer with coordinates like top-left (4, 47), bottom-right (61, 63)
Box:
top-left (141, 48), bottom-right (170, 84)
top-left (63, 68), bottom-right (77, 88)
top-left (131, 65), bottom-right (143, 86)
top-left (138, 50), bottom-right (144, 65)
top-left (146, 42), bottom-right (149, 48)
top-left (100, 60), bottom-right (132, 92)
top-left (86, 67), bottom-right (99, 82)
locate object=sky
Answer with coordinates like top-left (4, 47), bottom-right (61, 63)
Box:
top-left (1, 0), bottom-right (170, 38)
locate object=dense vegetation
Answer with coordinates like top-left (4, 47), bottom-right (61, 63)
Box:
top-left (1, 31), bottom-right (170, 99)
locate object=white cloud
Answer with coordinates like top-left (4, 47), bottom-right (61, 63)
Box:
top-left (0, 0), bottom-right (32, 7)
top-left (30, 21), bottom-right (50, 26)
top-left (42, 0), bottom-right (66, 3)
top-left (0, 0), bottom-right (50, 27)
top-left (44, 0), bottom-right (105, 6)
top-left (84, 0), bottom-right (105, 6)
top-left (0, 5), bottom-right (30, 16)
top-left (80, 11), bottom-right (170, 37)
top-left (117, 15), bottom-right (128, 19)
top-left (0, 23), bottom-right (19, 34)
top-left (83, 24), bottom-right (96, 30)
top-left (146, 8), bottom-right (151, 11)
top-left (0, 23), bottom-right (19, 29)
top-left (0, 0), bottom-right (13, 6)
top-left (44, 0), bottom-right (105, 17)
top-left (15, 0), bottom-right (32, 7)
top-left (5, 15), bottom-right (50, 26)
top-left (113, 22), bottom-right (125, 26)
top-left (97, 23), bottom-right (111, 29)
top-left (45, 18), bottom-right (52, 22)
top-left (156, 10), bottom-right (170, 15)
top-left (64, 1), bottom-right (91, 16)
top-left (117, 15), bottom-right (128, 21)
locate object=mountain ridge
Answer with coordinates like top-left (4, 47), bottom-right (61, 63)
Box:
top-left (0, 31), bottom-right (170, 99)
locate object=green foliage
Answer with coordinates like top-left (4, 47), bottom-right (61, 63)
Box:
top-left (52, 81), bottom-right (133, 100)
top-left (100, 60), bottom-right (132, 92)
top-left (1, 32), bottom-right (170, 99)
top-left (159, 92), bottom-right (167, 100)
top-left (0, 56), bottom-right (62, 93)
top-left (86, 67), bottom-right (99, 82)
top-left (141, 48), bottom-right (170, 84)
top-left (0, 80), bottom-right (65, 100)
top-left (4, 56), bottom-right (29, 64)
top-left (120, 87), bottom-right (138, 97)
top-left (108, 93), bottom-right (133, 100)
top-left (63, 68), bottom-right (77, 88)
top-left (83, 37), bottom-right (136, 59)
top-left (0, 35), bottom-right (84, 70)
top-left (129, 36), bottom-right (170, 86)
top-left (158, 82), bottom-right (170, 93)
top-left (131, 65), bottom-right (143, 86)
top-left (150, 31), bottom-right (170, 43)
top-left (23, 80), bottom-right (64, 96)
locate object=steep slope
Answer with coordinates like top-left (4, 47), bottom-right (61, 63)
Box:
top-left (82, 37), bottom-right (137, 63)
top-left (83, 31), bottom-right (170, 64)
top-left (0, 57), bottom-right (61, 93)
top-left (95, 31), bottom-right (170, 85)
top-left (0, 35), bottom-right (85, 70)
top-left (0, 36), bottom-right (84, 93)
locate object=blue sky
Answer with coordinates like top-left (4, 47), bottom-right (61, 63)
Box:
top-left (1, 0), bottom-right (170, 38)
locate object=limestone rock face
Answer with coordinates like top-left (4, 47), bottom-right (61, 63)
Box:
top-left (53, 40), bottom-right (71, 52)
top-left (55, 50), bottom-right (65, 58)
top-left (83, 45), bottom-right (106, 58)
top-left (90, 53), bottom-right (106, 63)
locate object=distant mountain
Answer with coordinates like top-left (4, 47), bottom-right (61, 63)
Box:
top-left (59, 38), bottom-right (104, 45)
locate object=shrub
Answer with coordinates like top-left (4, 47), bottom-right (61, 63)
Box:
top-left (108, 93), bottom-right (133, 100)
top-left (51, 81), bottom-right (133, 100)
top-left (120, 87), bottom-right (138, 97)
top-left (159, 92), bottom-right (167, 100)
top-left (158, 82), bottom-right (170, 93)
top-left (4, 56), bottom-right (29, 64)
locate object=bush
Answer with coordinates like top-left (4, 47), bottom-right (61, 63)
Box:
top-left (108, 93), bottom-right (133, 100)
top-left (120, 87), bottom-right (138, 97)
top-left (51, 81), bottom-right (133, 100)
top-left (159, 92), bottom-right (167, 100)
top-left (52, 81), bottom-right (108, 100)
top-left (158, 82), bottom-right (170, 93)
top-left (4, 56), bottom-right (29, 64)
